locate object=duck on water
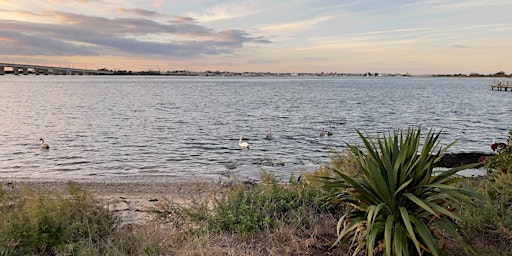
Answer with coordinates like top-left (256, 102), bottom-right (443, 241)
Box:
top-left (40, 138), bottom-right (49, 149)
top-left (265, 128), bottom-right (272, 140)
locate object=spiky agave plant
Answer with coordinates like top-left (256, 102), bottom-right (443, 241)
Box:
top-left (321, 127), bottom-right (480, 256)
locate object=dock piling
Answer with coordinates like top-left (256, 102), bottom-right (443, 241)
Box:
top-left (489, 80), bottom-right (512, 91)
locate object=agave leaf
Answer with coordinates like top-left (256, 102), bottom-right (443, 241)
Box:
top-left (384, 215), bottom-right (394, 256)
top-left (367, 203), bottom-right (387, 227)
top-left (353, 241), bottom-right (366, 256)
top-left (334, 216), bottom-right (363, 246)
top-left (425, 183), bottom-right (482, 202)
top-left (332, 165), bottom-right (383, 206)
top-left (452, 186), bottom-right (483, 202)
top-left (398, 207), bottom-right (422, 255)
top-left (403, 193), bottom-right (436, 215)
top-left (393, 135), bottom-right (417, 187)
top-left (433, 139), bottom-right (458, 163)
top-left (394, 179), bottom-right (412, 196)
top-left (323, 128), bottom-right (476, 255)
top-left (367, 172), bottom-right (393, 206)
top-left (393, 223), bottom-right (408, 256)
top-left (432, 163), bottom-right (478, 183)
top-left (367, 225), bottom-right (378, 256)
top-left (425, 183), bottom-right (464, 190)
top-left (436, 218), bottom-right (475, 254)
top-left (392, 149), bottom-right (405, 188)
top-left (410, 215), bottom-right (442, 256)
top-left (355, 131), bottom-right (383, 173)
top-left (423, 200), bottom-right (460, 221)
top-left (352, 134), bottom-right (395, 205)
top-left (379, 136), bottom-right (394, 177)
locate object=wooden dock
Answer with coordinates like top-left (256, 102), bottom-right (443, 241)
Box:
top-left (489, 80), bottom-right (512, 91)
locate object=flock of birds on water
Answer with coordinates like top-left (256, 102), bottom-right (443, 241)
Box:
top-left (238, 127), bottom-right (333, 150)
top-left (39, 127), bottom-right (334, 151)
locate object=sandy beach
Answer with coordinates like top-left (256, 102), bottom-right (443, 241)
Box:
top-left (0, 179), bottom-right (229, 226)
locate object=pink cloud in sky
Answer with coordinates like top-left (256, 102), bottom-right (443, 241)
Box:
top-left (153, 0), bottom-right (163, 9)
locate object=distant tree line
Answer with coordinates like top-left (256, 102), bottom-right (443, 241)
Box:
top-left (95, 68), bottom-right (512, 77)
top-left (435, 71), bottom-right (512, 77)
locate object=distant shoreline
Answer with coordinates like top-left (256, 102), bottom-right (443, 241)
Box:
top-left (1, 70), bottom-right (510, 78)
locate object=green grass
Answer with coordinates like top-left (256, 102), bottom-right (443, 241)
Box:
top-left (184, 170), bottom-right (335, 234)
top-left (0, 174), bottom-right (511, 255)
top-left (460, 173), bottom-right (512, 254)
top-left (0, 182), bottom-right (117, 255)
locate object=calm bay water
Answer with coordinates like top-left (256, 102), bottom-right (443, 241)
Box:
top-left (0, 76), bottom-right (510, 182)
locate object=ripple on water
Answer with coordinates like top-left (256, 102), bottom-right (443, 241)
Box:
top-left (0, 76), bottom-right (508, 181)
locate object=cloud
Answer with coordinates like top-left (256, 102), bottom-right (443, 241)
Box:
top-left (48, 0), bottom-right (90, 3)
top-left (0, 30), bottom-right (98, 55)
top-left (0, 9), bottom-right (269, 58)
top-left (185, 1), bottom-right (277, 22)
top-left (260, 15), bottom-right (336, 39)
top-left (249, 58), bottom-right (279, 64)
top-left (117, 8), bottom-right (166, 18)
top-left (153, 0), bottom-right (163, 9)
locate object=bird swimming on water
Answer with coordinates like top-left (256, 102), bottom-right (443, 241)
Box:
top-left (239, 135), bottom-right (249, 149)
top-left (265, 128), bottom-right (272, 140)
top-left (40, 138), bottom-right (49, 149)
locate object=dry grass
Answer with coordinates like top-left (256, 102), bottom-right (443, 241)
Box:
top-left (149, 212), bottom-right (338, 256)
top-left (2, 171), bottom-right (512, 255)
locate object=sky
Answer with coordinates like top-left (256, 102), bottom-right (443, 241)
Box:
top-left (0, 0), bottom-right (511, 74)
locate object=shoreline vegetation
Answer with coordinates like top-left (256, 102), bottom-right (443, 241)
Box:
top-left (0, 180), bottom-right (228, 226)
top-left (2, 68), bottom-right (512, 78)
top-left (1, 172), bottom-right (510, 255)
top-left (1, 130), bottom-right (511, 255)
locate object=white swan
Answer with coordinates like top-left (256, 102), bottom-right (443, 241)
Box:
top-left (40, 138), bottom-right (49, 149)
top-left (239, 135), bottom-right (249, 149)
top-left (265, 128), bottom-right (272, 140)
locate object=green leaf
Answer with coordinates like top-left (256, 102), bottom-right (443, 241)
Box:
top-left (320, 127), bottom-right (476, 255)
top-left (403, 193), bottom-right (436, 215)
top-left (399, 207), bottom-right (421, 255)
top-left (436, 219), bottom-right (475, 254)
top-left (410, 216), bottom-right (442, 256)
top-left (394, 179), bottom-right (412, 196)
top-left (384, 215), bottom-right (394, 256)
top-left (334, 215), bottom-right (362, 246)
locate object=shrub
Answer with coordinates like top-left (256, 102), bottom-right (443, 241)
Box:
top-left (187, 170), bottom-right (328, 234)
top-left (484, 129), bottom-right (512, 174)
top-left (319, 128), bottom-right (480, 256)
top-left (463, 172), bottom-right (512, 253)
top-left (0, 182), bottom-right (117, 255)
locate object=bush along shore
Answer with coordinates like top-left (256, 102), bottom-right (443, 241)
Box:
top-left (1, 127), bottom-right (511, 255)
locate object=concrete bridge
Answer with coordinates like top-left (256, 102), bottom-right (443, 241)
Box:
top-left (0, 62), bottom-right (113, 75)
